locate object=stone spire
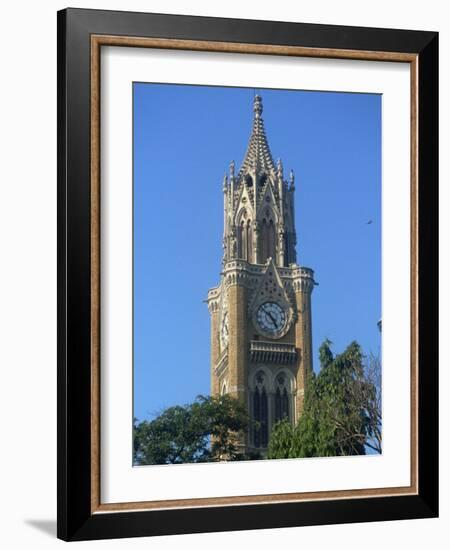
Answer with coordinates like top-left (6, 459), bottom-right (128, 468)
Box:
top-left (238, 95), bottom-right (276, 181)
top-left (221, 94), bottom-right (299, 268)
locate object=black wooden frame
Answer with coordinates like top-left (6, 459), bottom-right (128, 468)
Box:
top-left (57, 7), bottom-right (438, 541)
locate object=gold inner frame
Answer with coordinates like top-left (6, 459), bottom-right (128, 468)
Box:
top-left (90, 35), bottom-right (419, 514)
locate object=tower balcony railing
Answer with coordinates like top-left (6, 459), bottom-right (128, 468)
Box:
top-left (249, 340), bottom-right (297, 364)
top-left (222, 259), bottom-right (314, 279)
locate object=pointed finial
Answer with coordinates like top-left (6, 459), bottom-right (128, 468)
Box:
top-left (277, 158), bottom-right (283, 176)
top-left (289, 170), bottom-right (295, 191)
top-left (229, 160), bottom-right (235, 178)
top-left (253, 94), bottom-right (263, 118)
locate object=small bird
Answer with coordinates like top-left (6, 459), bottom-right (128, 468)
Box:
top-left (366, 220), bottom-right (373, 225)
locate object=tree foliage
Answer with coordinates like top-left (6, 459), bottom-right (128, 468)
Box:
top-left (363, 353), bottom-right (382, 454)
top-left (268, 340), bottom-right (381, 459)
top-left (133, 394), bottom-right (251, 465)
top-left (267, 418), bottom-right (294, 459)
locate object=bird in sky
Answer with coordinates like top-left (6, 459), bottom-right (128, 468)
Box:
top-left (366, 220), bottom-right (373, 225)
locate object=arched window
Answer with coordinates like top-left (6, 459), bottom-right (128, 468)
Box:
top-left (259, 173), bottom-right (267, 187)
top-left (274, 373), bottom-right (291, 423)
top-left (245, 174), bottom-right (253, 187)
top-left (253, 389), bottom-right (261, 448)
top-left (236, 222), bottom-right (242, 258)
top-left (240, 220), bottom-right (246, 259)
top-left (268, 220), bottom-right (276, 260)
top-left (252, 370), bottom-right (268, 448)
top-left (261, 219), bottom-right (268, 262)
top-left (261, 214), bottom-right (276, 263)
top-left (237, 211), bottom-right (253, 262)
top-left (246, 220), bottom-right (253, 262)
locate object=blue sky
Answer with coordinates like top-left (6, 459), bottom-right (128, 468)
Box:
top-left (133, 83), bottom-right (381, 422)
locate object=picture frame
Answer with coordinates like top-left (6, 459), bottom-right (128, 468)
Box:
top-left (57, 7), bottom-right (438, 541)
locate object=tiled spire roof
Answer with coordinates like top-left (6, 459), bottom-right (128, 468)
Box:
top-left (238, 95), bottom-right (276, 180)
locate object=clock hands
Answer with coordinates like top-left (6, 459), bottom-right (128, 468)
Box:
top-left (257, 302), bottom-right (286, 334)
top-left (261, 304), bottom-right (279, 329)
top-left (265, 309), bottom-right (278, 328)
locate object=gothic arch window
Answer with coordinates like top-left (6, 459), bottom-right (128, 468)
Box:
top-left (246, 220), bottom-right (253, 262)
top-left (226, 217), bottom-right (233, 260)
top-left (245, 174), bottom-right (253, 187)
top-left (237, 222), bottom-right (242, 258)
top-left (237, 210), bottom-right (253, 262)
top-left (259, 173), bottom-right (267, 187)
top-left (274, 372), bottom-right (293, 424)
top-left (252, 370), bottom-right (268, 448)
top-left (261, 219), bottom-right (268, 262)
top-left (240, 220), bottom-right (246, 259)
top-left (261, 213), bottom-right (276, 263)
top-left (268, 220), bottom-right (276, 261)
top-left (221, 381), bottom-right (228, 396)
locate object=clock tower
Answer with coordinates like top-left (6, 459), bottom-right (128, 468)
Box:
top-left (206, 95), bottom-right (315, 455)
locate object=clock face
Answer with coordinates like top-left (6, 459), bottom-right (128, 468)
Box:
top-left (221, 311), bottom-right (229, 348)
top-left (256, 302), bottom-right (286, 336)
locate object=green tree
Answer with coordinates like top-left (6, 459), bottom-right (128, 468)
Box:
top-left (268, 340), bottom-right (379, 458)
top-left (361, 353), bottom-right (382, 453)
top-left (267, 418), bottom-right (294, 459)
top-left (133, 394), bottom-right (251, 465)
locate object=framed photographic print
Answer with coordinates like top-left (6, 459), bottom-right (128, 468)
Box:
top-left (57, 8), bottom-right (438, 541)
